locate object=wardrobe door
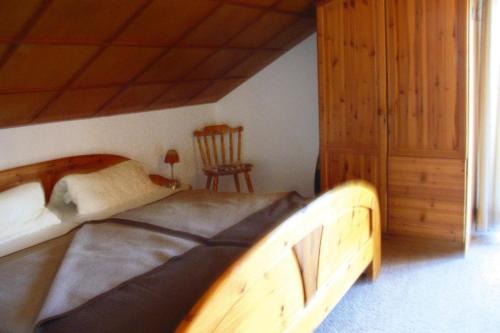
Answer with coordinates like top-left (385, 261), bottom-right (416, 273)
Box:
top-left (317, 0), bottom-right (388, 227)
top-left (386, 0), bottom-right (468, 243)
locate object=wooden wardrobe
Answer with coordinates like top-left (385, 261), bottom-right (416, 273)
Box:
top-left (317, 0), bottom-right (468, 245)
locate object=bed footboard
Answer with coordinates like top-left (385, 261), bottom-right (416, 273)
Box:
top-left (177, 181), bottom-right (381, 333)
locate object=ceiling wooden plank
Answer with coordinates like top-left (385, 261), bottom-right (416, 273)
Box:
top-left (25, 0), bottom-right (147, 43)
top-left (0, 0), bottom-right (43, 41)
top-left (226, 0), bottom-right (314, 16)
top-left (0, 45), bottom-right (8, 62)
top-left (228, 12), bottom-right (298, 48)
top-left (187, 49), bottom-right (252, 80)
top-left (181, 4), bottom-right (263, 47)
top-left (73, 46), bottom-right (163, 87)
top-left (228, 0), bottom-right (277, 7)
top-left (190, 78), bottom-right (246, 104)
top-left (137, 48), bottom-right (214, 83)
top-left (150, 81), bottom-right (213, 109)
top-left (36, 87), bottom-right (120, 122)
top-left (30, 0), bottom-right (154, 122)
top-left (101, 83), bottom-right (170, 115)
top-left (275, 0), bottom-right (315, 13)
top-left (115, 0), bottom-right (220, 46)
top-left (225, 50), bottom-right (284, 77)
top-left (0, 0), bottom-right (53, 73)
top-left (265, 16), bottom-right (316, 49)
top-left (0, 44), bottom-right (98, 92)
top-left (0, 91), bottom-right (57, 127)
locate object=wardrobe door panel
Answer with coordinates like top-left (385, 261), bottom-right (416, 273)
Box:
top-left (387, 0), bottom-right (467, 242)
top-left (317, 0), bottom-right (387, 227)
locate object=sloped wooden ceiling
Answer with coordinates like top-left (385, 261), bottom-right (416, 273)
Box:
top-left (0, 0), bottom-right (316, 128)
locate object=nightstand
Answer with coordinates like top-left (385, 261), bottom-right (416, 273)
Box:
top-left (149, 174), bottom-right (180, 189)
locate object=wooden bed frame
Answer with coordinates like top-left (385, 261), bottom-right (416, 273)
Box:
top-left (0, 154), bottom-right (381, 332)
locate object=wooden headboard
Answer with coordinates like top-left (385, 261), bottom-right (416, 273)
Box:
top-left (0, 154), bottom-right (128, 199)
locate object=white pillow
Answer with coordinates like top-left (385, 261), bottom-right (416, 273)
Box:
top-left (0, 182), bottom-right (46, 229)
top-left (0, 208), bottom-right (61, 243)
top-left (0, 182), bottom-right (62, 245)
top-left (49, 160), bottom-right (178, 223)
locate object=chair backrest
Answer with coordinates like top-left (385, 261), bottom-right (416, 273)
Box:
top-left (193, 124), bottom-right (244, 168)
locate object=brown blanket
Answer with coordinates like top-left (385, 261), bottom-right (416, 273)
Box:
top-left (34, 191), bottom-right (307, 333)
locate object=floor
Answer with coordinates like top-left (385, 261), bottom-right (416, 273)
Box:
top-left (316, 233), bottom-right (500, 333)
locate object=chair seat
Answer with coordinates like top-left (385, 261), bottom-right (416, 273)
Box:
top-left (203, 163), bottom-right (253, 176)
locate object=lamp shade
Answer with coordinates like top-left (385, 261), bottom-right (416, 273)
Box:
top-left (164, 149), bottom-right (180, 164)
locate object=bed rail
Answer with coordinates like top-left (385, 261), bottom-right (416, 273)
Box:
top-left (177, 181), bottom-right (381, 333)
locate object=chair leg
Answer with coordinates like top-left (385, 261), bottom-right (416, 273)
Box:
top-left (213, 175), bottom-right (219, 192)
top-left (233, 174), bottom-right (241, 192)
top-left (206, 175), bottom-right (213, 190)
top-left (244, 171), bottom-right (254, 193)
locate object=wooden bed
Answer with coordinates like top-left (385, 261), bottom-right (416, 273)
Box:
top-left (0, 154), bottom-right (381, 333)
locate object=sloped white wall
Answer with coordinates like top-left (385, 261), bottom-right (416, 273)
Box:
top-left (215, 34), bottom-right (319, 196)
top-left (0, 104), bottom-right (216, 188)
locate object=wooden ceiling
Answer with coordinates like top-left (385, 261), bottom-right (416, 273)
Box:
top-left (0, 0), bottom-right (316, 128)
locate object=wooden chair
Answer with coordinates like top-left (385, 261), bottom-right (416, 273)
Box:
top-left (194, 124), bottom-right (254, 193)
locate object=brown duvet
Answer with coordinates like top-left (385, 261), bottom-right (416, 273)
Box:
top-left (0, 190), bottom-right (307, 333)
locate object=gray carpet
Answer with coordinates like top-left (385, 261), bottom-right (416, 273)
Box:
top-left (316, 234), bottom-right (500, 333)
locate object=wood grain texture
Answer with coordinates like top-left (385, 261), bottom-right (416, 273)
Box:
top-left (388, 156), bottom-right (465, 241)
top-left (386, 0), bottom-right (467, 243)
top-left (386, 0), bottom-right (467, 159)
top-left (293, 226), bottom-right (323, 302)
top-left (177, 181), bottom-right (381, 333)
top-left (317, 0), bottom-right (468, 243)
top-left (317, 0), bottom-right (388, 229)
top-left (0, 0), bottom-right (316, 128)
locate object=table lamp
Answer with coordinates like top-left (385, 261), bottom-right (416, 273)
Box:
top-left (164, 149), bottom-right (180, 180)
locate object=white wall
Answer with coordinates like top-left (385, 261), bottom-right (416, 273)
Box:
top-left (215, 34), bottom-right (319, 196)
top-left (0, 104), bottom-right (216, 188)
top-left (0, 35), bottom-right (319, 196)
